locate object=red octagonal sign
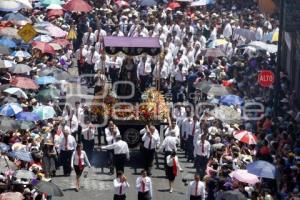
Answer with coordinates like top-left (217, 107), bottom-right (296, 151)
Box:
top-left (258, 70), bottom-right (275, 87)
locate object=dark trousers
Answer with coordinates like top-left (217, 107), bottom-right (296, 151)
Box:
top-left (187, 135), bottom-right (194, 161)
top-left (140, 75), bottom-right (151, 92)
top-left (97, 127), bottom-right (103, 145)
top-left (142, 148), bottom-right (155, 174)
top-left (60, 150), bottom-right (73, 175)
top-left (138, 191), bottom-right (151, 200)
top-left (113, 194), bottom-right (126, 200)
top-left (190, 195), bottom-right (202, 200)
top-left (108, 150), bottom-right (114, 173)
top-left (194, 155), bottom-right (208, 178)
top-left (78, 62), bottom-right (85, 76)
top-left (82, 139), bottom-right (94, 161)
top-left (85, 63), bottom-right (95, 85)
top-left (114, 154), bottom-right (126, 174)
top-left (109, 68), bottom-right (119, 84)
top-left (78, 125), bottom-right (82, 143)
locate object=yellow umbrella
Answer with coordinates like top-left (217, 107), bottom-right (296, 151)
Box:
top-left (216, 38), bottom-right (228, 46)
top-left (272, 31), bottom-right (278, 42)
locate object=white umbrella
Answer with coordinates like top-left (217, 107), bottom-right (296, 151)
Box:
top-left (247, 41), bottom-right (278, 53)
top-left (4, 88), bottom-right (28, 99)
top-left (229, 170), bottom-right (260, 185)
top-left (0, 1), bottom-right (23, 12)
top-left (33, 35), bottom-right (53, 43)
top-left (0, 60), bottom-right (16, 69)
top-left (15, 0), bottom-right (33, 9)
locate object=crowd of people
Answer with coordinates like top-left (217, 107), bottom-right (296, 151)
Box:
top-left (1, 0), bottom-right (300, 200)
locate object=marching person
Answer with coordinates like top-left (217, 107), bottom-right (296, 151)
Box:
top-left (194, 134), bottom-right (211, 178)
top-left (166, 151), bottom-right (183, 193)
top-left (81, 119), bottom-right (96, 161)
top-left (75, 44), bottom-right (87, 77)
top-left (101, 135), bottom-right (130, 175)
top-left (59, 126), bottom-right (77, 176)
top-left (105, 121), bottom-right (121, 174)
top-left (82, 27), bottom-right (96, 46)
top-left (136, 170), bottom-right (153, 200)
top-left (186, 174), bottom-right (205, 200)
top-left (75, 101), bottom-right (85, 143)
top-left (140, 124), bottom-right (160, 176)
top-left (71, 143), bottom-right (92, 192)
top-left (113, 171), bottom-right (130, 200)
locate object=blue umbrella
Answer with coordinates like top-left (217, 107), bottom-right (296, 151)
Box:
top-left (0, 142), bottom-right (10, 152)
top-left (16, 112), bottom-right (41, 121)
top-left (8, 150), bottom-right (33, 162)
top-left (11, 50), bottom-right (31, 58)
top-left (0, 103), bottom-right (23, 116)
top-left (35, 76), bottom-right (58, 85)
top-left (0, 38), bottom-right (16, 48)
top-left (2, 12), bottom-right (28, 21)
top-left (219, 95), bottom-right (244, 106)
top-left (246, 160), bottom-right (276, 179)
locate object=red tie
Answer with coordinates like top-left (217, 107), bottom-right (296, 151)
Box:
top-left (78, 150), bottom-right (83, 170)
top-left (119, 182), bottom-right (123, 195)
top-left (79, 49), bottom-right (84, 64)
top-left (65, 136), bottom-right (68, 150)
top-left (141, 180), bottom-right (145, 192)
top-left (201, 141), bottom-right (205, 154)
top-left (91, 53), bottom-right (94, 64)
top-left (195, 181), bottom-right (198, 196)
top-left (69, 116), bottom-right (72, 130)
top-left (148, 136), bottom-right (152, 149)
top-left (192, 122), bottom-right (195, 136)
top-left (172, 158), bottom-right (177, 176)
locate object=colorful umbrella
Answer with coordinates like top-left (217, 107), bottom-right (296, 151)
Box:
top-left (0, 142), bottom-right (10, 152)
top-left (202, 48), bottom-right (225, 57)
top-left (4, 87), bottom-right (28, 99)
top-left (246, 160), bottom-right (276, 179)
top-left (8, 150), bottom-right (33, 162)
top-left (0, 192), bottom-right (24, 200)
top-left (33, 35), bottom-right (53, 43)
top-left (32, 41), bottom-right (55, 54)
top-left (0, 1), bottom-right (23, 12)
top-left (219, 95), bottom-right (244, 106)
top-left (14, 170), bottom-right (36, 179)
top-left (246, 41), bottom-right (277, 53)
top-left (0, 60), bottom-right (15, 68)
top-left (0, 117), bottom-right (19, 131)
top-left (63, 0), bottom-right (92, 13)
top-left (11, 50), bottom-right (31, 58)
top-left (35, 181), bottom-right (64, 197)
top-left (202, 84), bottom-right (230, 97)
top-left (36, 88), bottom-right (60, 102)
top-left (9, 64), bottom-right (32, 74)
top-left (47, 9), bottom-right (64, 18)
top-left (10, 77), bottom-right (39, 90)
top-left (233, 130), bottom-right (257, 145)
top-left (0, 45), bottom-right (11, 55)
top-left (33, 106), bottom-right (56, 120)
top-left (0, 103), bottom-right (23, 116)
top-left (167, 2), bottom-right (181, 9)
top-left (45, 24), bottom-right (67, 38)
top-left (115, 0), bottom-right (129, 7)
top-left (18, 121), bottom-right (35, 130)
top-left (2, 13), bottom-right (31, 26)
top-left (16, 112), bottom-right (41, 121)
top-left (0, 27), bottom-right (20, 39)
top-left (209, 105), bottom-right (242, 124)
top-left (35, 76), bottom-right (58, 85)
top-left (0, 38), bottom-right (16, 48)
top-left (229, 169), bottom-right (260, 185)
top-left (49, 43), bottom-right (62, 50)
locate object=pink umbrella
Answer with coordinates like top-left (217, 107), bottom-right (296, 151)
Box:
top-left (10, 77), bottom-right (39, 90)
top-left (63, 0), bottom-right (92, 13)
top-left (233, 130), bottom-right (257, 145)
top-left (47, 9), bottom-right (64, 18)
top-left (115, 0), bottom-right (129, 7)
top-left (32, 41), bottom-right (56, 54)
top-left (0, 192), bottom-right (23, 200)
top-left (52, 38), bottom-right (70, 47)
top-left (229, 169), bottom-right (260, 185)
top-left (45, 24), bottom-right (67, 38)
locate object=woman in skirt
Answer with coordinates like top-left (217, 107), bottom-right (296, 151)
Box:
top-left (166, 151), bottom-right (183, 193)
top-left (71, 143), bottom-right (91, 191)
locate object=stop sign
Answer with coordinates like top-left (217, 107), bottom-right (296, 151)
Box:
top-left (257, 70), bottom-right (275, 87)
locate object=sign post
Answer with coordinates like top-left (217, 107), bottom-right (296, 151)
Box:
top-left (258, 70), bottom-right (275, 87)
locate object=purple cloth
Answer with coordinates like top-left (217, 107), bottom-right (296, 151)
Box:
top-left (103, 36), bottom-right (160, 48)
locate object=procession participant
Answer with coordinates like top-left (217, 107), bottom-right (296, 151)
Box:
top-left (59, 126), bottom-right (77, 176)
top-left (94, 25), bottom-right (107, 44)
top-left (85, 47), bottom-right (100, 87)
top-left (137, 55), bottom-right (152, 92)
top-left (136, 170), bottom-right (153, 200)
top-left (71, 143), bottom-right (91, 191)
top-left (75, 44), bottom-right (87, 77)
top-left (194, 134), bottom-right (211, 178)
top-left (113, 171), bottom-right (130, 200)
top-left (186, 174), bottom-right (206, 200)
top-left (81, 119), bottom-right (96, 161)
top-left (164, 120), bottom-right (180, 139)
top-left (101, 135), bottom-right (130, 174)
top-left (107, 55), bottom-right (123, 84)
top-left (94, 53), bottom-right (109, 74)
top-left (166, 151), bottom-right (183, 193)
top-left (82, 27), bottom-right (96, 46)
top-left (105, 121), bottom-right (121, 174)
top-left (75, 101), bottom-right (85, 143)
top-left (95, 35), bottom-right (105, 55)
top-left (140, 124), bottom-right (160, 175)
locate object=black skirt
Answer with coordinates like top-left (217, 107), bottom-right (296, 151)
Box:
top-left (166, 165), bottom-right (176, 181)
top-left (74, 165), bottom-right (85, 177)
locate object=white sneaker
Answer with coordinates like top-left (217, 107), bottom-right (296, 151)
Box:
top-left (169, 188), bottom-right (173, 193)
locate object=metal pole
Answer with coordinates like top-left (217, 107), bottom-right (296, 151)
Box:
top-left (274, 0), bottom-right (284, 118)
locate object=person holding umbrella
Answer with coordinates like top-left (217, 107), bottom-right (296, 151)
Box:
top-left (166, 151), bottom-right (183, 193)
top-left (71, 143), bottom-right (91, 192)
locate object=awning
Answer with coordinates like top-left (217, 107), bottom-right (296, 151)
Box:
top-left (103, 36), bottom-right (161, 56)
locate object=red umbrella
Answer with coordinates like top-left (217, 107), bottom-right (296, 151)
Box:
top-left (233, 130), bottom-right (257, 145)
top-left (10, 77), bottom-right (39, 90)
top-left (47, 9), bottom-right (64, 18)
top-left (167, 2), bottom-right (181, 9)
top-left (32, 41), bottom-right (55, 54)
top-left (52, 38), bottom-right (70, 47)
top-left (63, 0), bottom-right (92, 13)
top-left (115, 0), bottom-right (129, 7)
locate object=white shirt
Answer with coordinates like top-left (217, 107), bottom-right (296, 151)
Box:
top-left (85, 51), bottom-right (100, 65)
top-left (186, 181), bottom-right (205, 200)
top-left (181, 118), bottom-right (200, 138)
top-left (74, 106), bottom-right (84, 125)
top-left (166, 155), bottom-right (182, 170)
top-left (82, 32), bottom-right (96, 45)
top-left (94, 56), bottom-right (109, 72)
top-left (141, 128), bottom-right (160, 149)
top-left (59, 134), bottom-right (77, 151)
top-left (45, 133), bottom-right (61, 149)
top-left (164, 126), bottom-right (180, 138)
top-left (137, 59), bottom-right (152, 78)
top-left (173, 68), bottom-right (187, 82)
top-left (136, 176), bottom-right (152, 197)
top-left (64, 114), bottom-right (79, 133)
top-left (95, 41), bottom-right (105, 54)
top-left (255, 27), bottom-right (263, 41)
top-left (82, 125), bottom-right (96, 141)
top-left (75, 48), bottom-right (88, 61)
top-left (105, 127), bottom-right (121, 145)
top-left (102, 140), bottom-right (130, 159)
top-left (194, 140), bottom-right (211, 158)
top-left (113, 178), bottom-right (130, 195)
top-left (94, 29), bottom-right (107, 42)
top-left (223, 23), bottom-right (233, 39)
top-left (71, 150), bottom-right (91, 167)
top-left (159, 135), bottom-right (180, 152)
